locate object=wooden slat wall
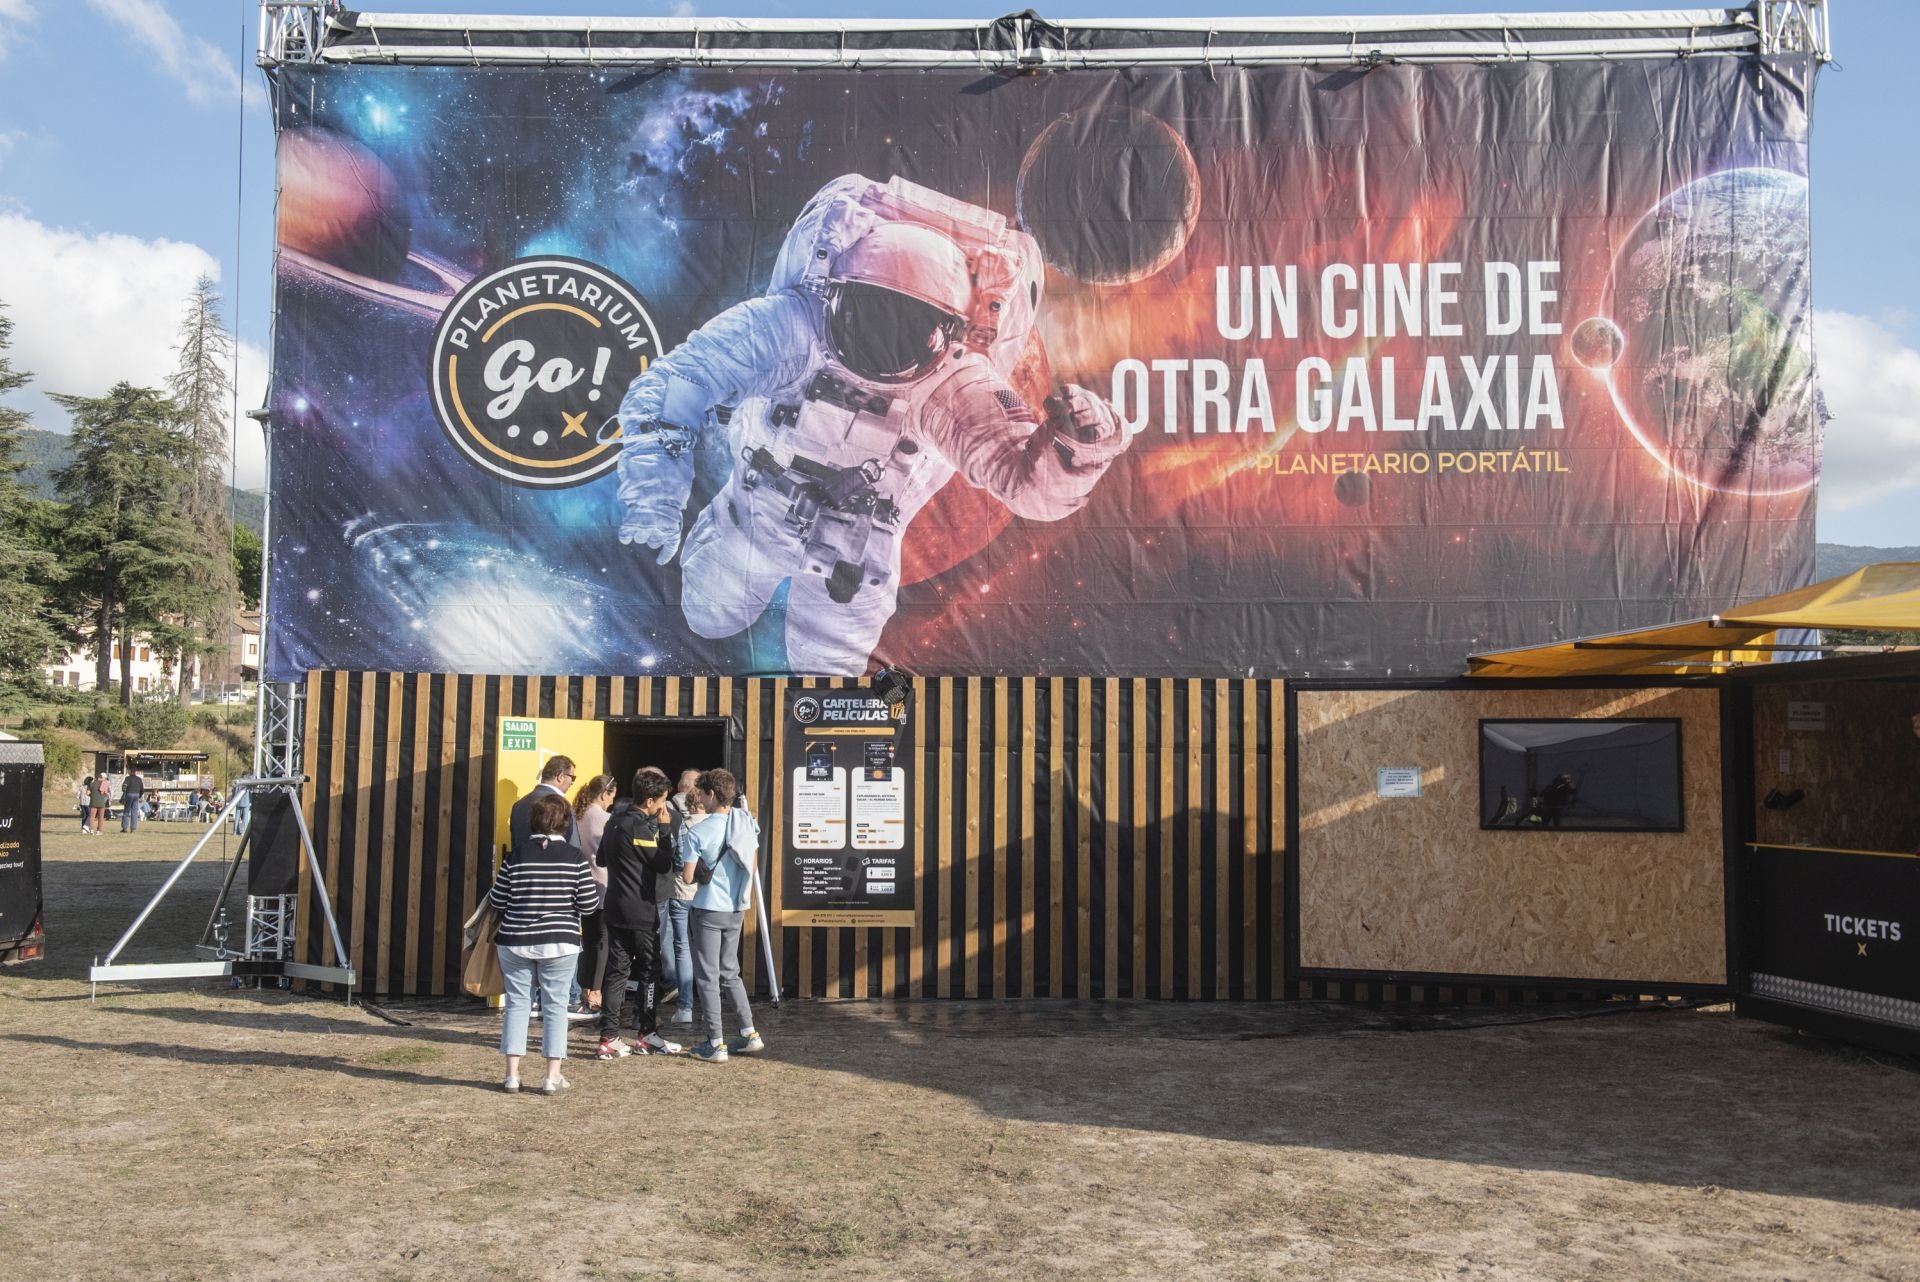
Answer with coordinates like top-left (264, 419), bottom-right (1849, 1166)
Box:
top-left (300, 671), bottom-right (1286, 1000)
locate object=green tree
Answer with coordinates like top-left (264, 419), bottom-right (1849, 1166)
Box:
top-left (231, 521), bottom-right (262, 611)
top-left (129, 698), bottom-right (190, 749)
top-left (52, 384), bottom-right (213, 705)
top-left (166, 276), bottom-right (240, 702)
top-left (0, 299), bottom-right (62, 681)
top-left (87, 701), bottom-right (135, 749)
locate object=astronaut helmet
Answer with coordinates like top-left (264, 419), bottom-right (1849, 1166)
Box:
top-left (824, 222), bottom-right (971, 384)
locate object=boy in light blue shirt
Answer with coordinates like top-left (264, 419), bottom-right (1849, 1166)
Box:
top-left (677, 768), bottom-right (765, 1062)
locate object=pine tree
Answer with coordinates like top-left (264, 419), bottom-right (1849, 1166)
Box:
top-left (0, 300), bottom-right (62, 683)
top-left (165, 275), bottom-right (240, 701)
top-left (53, 384), bottom-right (213, 705)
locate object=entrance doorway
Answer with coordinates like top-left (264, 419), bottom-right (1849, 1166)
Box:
top-left (602, 717), bottom-right (731, 802)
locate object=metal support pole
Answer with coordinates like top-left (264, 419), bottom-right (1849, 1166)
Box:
top-left (285, 784), bottom-right (352, 999)
top-left (198, 825), bottom-right (253, 951)
top-left (749, 855), bottom-right (781, 1006)
top-left (99, 790), bottom-right (250, 967)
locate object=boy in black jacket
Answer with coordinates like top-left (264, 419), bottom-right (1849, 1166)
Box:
top-left (595, 769), bottom-right (681, 1058)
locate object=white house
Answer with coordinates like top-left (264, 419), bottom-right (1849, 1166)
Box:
top-left (44, 639), bottom-right (173, 695)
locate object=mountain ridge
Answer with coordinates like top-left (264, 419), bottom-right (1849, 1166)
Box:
top-left (14, 426), bottom-right (265, 535)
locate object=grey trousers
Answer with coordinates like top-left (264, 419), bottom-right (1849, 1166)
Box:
top-left (689, 907), bottom-right (753, 1046)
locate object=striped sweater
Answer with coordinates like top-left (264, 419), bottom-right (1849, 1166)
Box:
top-left (488, 835), bottom-right (602, 947)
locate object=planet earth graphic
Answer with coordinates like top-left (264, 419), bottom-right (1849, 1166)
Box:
top-left (1015, 107), bottom-right (1201, 286)
top-left (1607, 167), bottom-right (1818, 495)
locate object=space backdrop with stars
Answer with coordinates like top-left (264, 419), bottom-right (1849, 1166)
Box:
top-left (265, 55), bottom-right (1818, 680)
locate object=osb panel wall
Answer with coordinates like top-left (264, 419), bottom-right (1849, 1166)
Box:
top-left (1296, 686), bottom-right (1725, 985)
top-left (1752, 678), bottom-right (1920, 854)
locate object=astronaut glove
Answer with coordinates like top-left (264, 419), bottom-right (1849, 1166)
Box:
top-left (1044, 384), bottom-right (1132, 472)
top-left (616, 424), bottom-right (697, 565)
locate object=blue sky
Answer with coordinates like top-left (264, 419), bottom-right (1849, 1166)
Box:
top-left (0, 0), bottom-right (1913, 546)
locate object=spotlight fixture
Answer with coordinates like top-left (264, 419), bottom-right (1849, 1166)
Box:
top-left (874, 666), bottom-right (912, 708)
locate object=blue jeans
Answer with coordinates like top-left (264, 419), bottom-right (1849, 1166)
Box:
top-left (659, 899), bottom-right (695, 1003)
top-left (499, 948), bottom-right (576, 1060)
top-left (121, 803), bottom-right (142, 832)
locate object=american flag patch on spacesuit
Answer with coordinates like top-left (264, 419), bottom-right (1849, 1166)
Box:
top-left (994, 389), bottom-right (1030, 416)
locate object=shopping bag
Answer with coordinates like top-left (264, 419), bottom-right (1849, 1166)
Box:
top-left (460, 901), bottom-right (504, 998)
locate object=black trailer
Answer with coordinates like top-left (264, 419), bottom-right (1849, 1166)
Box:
top-left (0, 742), bottom-right (45, 964)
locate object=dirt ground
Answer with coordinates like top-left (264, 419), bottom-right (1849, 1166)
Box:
top-left (2, 820), bottom-right (1917, 1281)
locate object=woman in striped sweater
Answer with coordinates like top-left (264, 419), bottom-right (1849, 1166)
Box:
top-left (489, 792), bottom-right (603, 1094)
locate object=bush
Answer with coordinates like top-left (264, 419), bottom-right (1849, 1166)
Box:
top-left (17, 712), bottom-right (53, 731)
top-left (193, 710), bottom-right (221, 731)
top-left (57, 706), bottom-right (92, 730)
top-left (128, 700), bottom-right (190, 749)
top-left (224, 706), bottom-right (255, 726)
top-left (87, 703), bottom-right (136, 749)
top-left (34, 732), bottom-right (82, 781)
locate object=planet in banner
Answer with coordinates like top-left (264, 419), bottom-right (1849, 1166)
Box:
top-left (1015, 106), bottom-right (1202, 286)
top-left (1609, 167), bottom-right (1819, 496)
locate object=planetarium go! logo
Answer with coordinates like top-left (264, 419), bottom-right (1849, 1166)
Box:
top-left (428, 256), bottom-right (661, 487)
top-left (791, 696), bottom-right (822, 725)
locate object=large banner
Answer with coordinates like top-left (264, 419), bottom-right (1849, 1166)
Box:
top-left (266, 57), bottom-right (1818, 679)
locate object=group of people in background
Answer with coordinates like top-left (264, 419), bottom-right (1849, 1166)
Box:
top-left (73, 772), bottom-right (228, 831)
top-left (75, 770), bottom-right (145, 833)
top-left (490, 754), bottom-right (763, 1094)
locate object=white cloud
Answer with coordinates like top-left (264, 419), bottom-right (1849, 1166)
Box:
top-left (1812, 308), bottom-right (1920, 514)
top-left (0, 1), bottom-right (35, 62)
top-left (86, 0), bottom-right (263, 109)
top-left (669, 1), bottom-right (697, 16)
top-left (0, 210), bottom-right (263, 489)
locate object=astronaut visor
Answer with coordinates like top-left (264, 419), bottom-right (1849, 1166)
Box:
top-left (826, 283), bottom-right (962, 383)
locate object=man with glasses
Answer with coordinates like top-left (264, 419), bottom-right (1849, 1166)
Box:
top-left (504, 755), bottom-right (592, 1021)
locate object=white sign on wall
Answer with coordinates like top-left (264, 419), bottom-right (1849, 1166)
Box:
top-left (1376, 767), bottom-right (1422, 799)
top-left (1786, 701), bottom-right (1826, 732)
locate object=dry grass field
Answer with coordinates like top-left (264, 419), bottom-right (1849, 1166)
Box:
top-left (1, 819), bottom-right (1917, 1281)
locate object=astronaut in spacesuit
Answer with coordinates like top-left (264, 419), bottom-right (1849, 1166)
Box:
top-left (612, 173), bottom-right (1132, 675)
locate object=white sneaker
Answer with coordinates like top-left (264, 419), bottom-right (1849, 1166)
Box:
top-left (639, 1032), bottom-right (682, 1056)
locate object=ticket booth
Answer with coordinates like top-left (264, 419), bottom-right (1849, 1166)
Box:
top-left (1462, 562), bottom-right (1920, 1053)
top-left (1732, 651), bottom-right (1920, 1056)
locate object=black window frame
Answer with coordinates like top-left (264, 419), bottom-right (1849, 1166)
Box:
top-left (1476, 716), bottom-right (1686, 834)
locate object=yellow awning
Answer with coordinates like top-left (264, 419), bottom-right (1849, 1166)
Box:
top-left (1465, 562), bottom-right (1920, 679)
top-left (1718, 561), bottom-right (1920, 632)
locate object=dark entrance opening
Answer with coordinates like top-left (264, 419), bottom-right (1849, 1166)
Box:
top-left (602, 717), bottom-right (731, 802)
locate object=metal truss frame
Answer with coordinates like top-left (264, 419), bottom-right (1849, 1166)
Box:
top-left (260, 3), bottom-right (1831, 71)
top-left (89, 777), bottom-right (355, 1000)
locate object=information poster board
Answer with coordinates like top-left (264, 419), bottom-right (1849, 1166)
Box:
top-left (781, 687), bottom-right (915, 928)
